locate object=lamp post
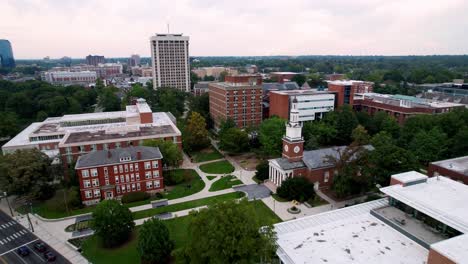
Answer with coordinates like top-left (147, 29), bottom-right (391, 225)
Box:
top-left (3, 192), bottom-right (13, 217)
top-left (26, 202), bottom-right (34, 233)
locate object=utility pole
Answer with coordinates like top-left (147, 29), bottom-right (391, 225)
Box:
top-left (3, 192), bottom-right (13, 217)
top-left (26, 202), bottom-right (34, 232)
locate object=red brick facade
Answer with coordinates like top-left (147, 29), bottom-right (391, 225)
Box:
top-left (428, 163), bottom-right (468, 185)
top-left (76, 157), bottom-right (163, 205)
top-left (327, 81), bottom-right (373, 107)
top-left (427, 248), bottom-right (456, 264)
top-left (269, 92), bottom-right (290, 119)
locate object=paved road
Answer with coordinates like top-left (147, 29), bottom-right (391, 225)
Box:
top-left (234, 184), bottom-right (271, 200)
top-left (0, 210), bottom-right (70, 264)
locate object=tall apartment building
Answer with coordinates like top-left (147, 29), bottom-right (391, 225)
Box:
top-left (327, 80), bottom-right (374, 107)
top-left (2, 99), bottom-right (182, 177)
top-left (42, 71), bottom-right (97, 85)
top-left (274, 172), bottom-right (468, 264)
top-left (75, 146), bottom-right (164, 205)
top-left (150, 34), bottom-right (190, 92)
top-left (209, 75), bottom-right (263, 129)
top-left (86, 55), bottom-right (105, 66)
top-left (269, 90), bottom-right (335, 122)
top-left (0, 39), bottom-right (15, 68)
top-left (128, 54), bottom-right (141, 67)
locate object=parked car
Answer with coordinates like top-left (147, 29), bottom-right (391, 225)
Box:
top-left (17, 246), bottom-right (30, 256)
top-left (44, 251), bottom-right (56, 262)
top-left (34, 242), bottom-right (47, 252)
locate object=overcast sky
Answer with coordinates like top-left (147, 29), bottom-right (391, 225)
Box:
top-left (2, 0), bottom-right (468, 59)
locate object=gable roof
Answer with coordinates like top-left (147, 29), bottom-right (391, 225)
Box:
top-left (75, 146), bottom-right (162, 169)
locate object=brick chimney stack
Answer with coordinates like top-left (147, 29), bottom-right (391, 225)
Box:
top-left (107, 150), bottom-right (112, 158)
top-left (137, 151), bottom-right (142, 160)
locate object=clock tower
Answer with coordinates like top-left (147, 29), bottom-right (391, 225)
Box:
top-left (282, 97), bottom-right (304, 162)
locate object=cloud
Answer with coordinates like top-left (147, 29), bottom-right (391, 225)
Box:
top-left (1, 0), bottom-right (468, 59)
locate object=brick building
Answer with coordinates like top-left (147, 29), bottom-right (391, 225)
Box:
top-left (75, 146), bottom-right (163, 205)
top-left (2, 99), bottom-right (181, 178)
top-left (428, 156), bottom-right (468, 185)
top-left (209, 74), bottom-right (263, 129)
top-left (327, 80), bottom-right (374, 107)
top-left (267, 98), bottom-right (371, 190)
top-left (353, 93), bottom-right (465, 124)
top-left (269, 90), bottom-right (335, 122)
top-left (269, 72), bottom-right (300, 83)
top-left (42, 71), bottom-right (97, 85)
top-left (86, 55), bottom-right (105, 66)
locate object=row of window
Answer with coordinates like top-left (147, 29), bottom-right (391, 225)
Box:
top-left (114, 171), bottom-right (160, 184)
top-left (81, 161), bottom-right (159, 178)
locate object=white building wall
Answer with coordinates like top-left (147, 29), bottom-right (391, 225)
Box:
top-left (295, 93), bottom-right (335, 122)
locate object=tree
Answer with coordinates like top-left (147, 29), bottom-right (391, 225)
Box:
top-left (259, 117), bottom-right (286, 156)
top-left (181, 199), bottom-right (276, 263)
top-left (184, 112), bottom-right (210, 152)
top-left (335, 105), bottom-right (358, 144)
top-left (219, 128), bottom-right (249, 153)
top-left (138, 218), bottom-right (174, 264)
top-left (291, 74), bottom-right (306, 86)
top-left (450, 127), bottom-right (468, 157)
top-left (351, 125), bottom-right (370, 145)
top-left (303, 122), bottom-right (337, 147)
top-left (254, 160), bottom-right (269, 182)
top-left (219, 70), bottom-right (228, 81)
top-left (276, 177), bottom-right (315, 202)
top-left (0, 112), bottom-right (19, 137)
top-left (409, 128), bottom-right (448, 165)
top-left (143, 139), bottom-right (183, 168)
top-left (98, 87), bottom-right (121, 111)
top-left (92, 200), bottom-right (135, 248)
top-left (0, 149), bottom-right (52, 198)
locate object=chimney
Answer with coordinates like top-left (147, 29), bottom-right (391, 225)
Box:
top-left (107, 150), bottom-right (112, 158)
top-left (137, 151), bottom-right (142, 160)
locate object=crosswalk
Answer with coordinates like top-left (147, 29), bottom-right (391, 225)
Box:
top-left (0, 229), bottom-right (28, 245)
top-left (0, 221), bottom-right (16, 230)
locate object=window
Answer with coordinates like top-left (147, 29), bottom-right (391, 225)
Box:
top-left (137, 183), bottom-right (141, 191)
top-left (126, 175), bottom-right (130, 182)
top-left (145, 162), bottom-right (151, 169)
top-left (132, 184), bottom-right (136, 191)
top-left (104, 167), bottom-right (108, 175)
top-left (113, 166), bottom-right (118, 174)
top-left (91, 144), bottom-right (97, 151)
top-left (135, 164), bottom-right (139, 171)
top-left (154, 180), bottom-right (160, 188)
top-left (81, 170), bottom-right (89, 178)
top-left (116, 186), bottom-right (121, 194)
top-left (93, 189), bottom-right (100, 198)
top-left (116, 142), bottom-right (121, 148)
top-left (152, 161), bottom-right (159, 169)
top-left (130, 164), bottom-right (134, 172)
top-left (85, 191), bottom-right (92, 198)
top-left (83, 180), bottom-right (91, 188)
top-left (91, 169), bottom-right (98, 177)
top-left (131, 174), bottom-right (135, 181)
top-left (92, 179), bottom-right (99, 187)
top-left (146, 181), bottom-right (153, 189)
top-left (145, 172), bottom-right (151, 179)
top-left (115, 176), bottom-right (119, 184)
top-left (103, 143), bottom-right (109, 150)
top-left (124, 165), bottom-right (129, 172)
top-left (153, 171), bottom-right (159, 178)
top-left (127, 184), bottom-right (130, 191)
top-left (120, 175), bottom-right (124, 183)
top-left (119, 165), bottom-right (123, 173)
top-left (136, 173), bottom-right (140, 181)
top-left (324, 171), bottom-right (330, 183)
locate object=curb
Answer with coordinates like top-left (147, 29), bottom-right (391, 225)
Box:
top-left (33, 212), bottom-right (92, 222)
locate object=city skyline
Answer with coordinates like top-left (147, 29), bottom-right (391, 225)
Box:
top-left (2, 0), bottom-right (468, 59)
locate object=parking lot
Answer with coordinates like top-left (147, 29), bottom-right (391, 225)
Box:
top-left (0, 210), bottom-right (70, 264)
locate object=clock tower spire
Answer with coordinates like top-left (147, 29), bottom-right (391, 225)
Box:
top-left (282, 97), bottom-right (304, 162)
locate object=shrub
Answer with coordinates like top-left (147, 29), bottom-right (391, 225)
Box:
top-left (164, 171), bottom-right (185, 186)
top-left (277, 177), bottom-right (315, 202)
top-left (121, 191), bottom-right (150, 204)
top-left (254, 160), bottom-right (269, 181)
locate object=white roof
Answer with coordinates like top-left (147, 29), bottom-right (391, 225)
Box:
top-left (431, 234), bottom-right (468, 263)
top-left (327, 80), bottom-right (370, 86)
top-left (392, 171), bottom-right (428, 184)
top-left (380, 176), bottom-right (468, 233)
top-left (274, 199), bottom-right (428, 264)
top-left (431, 156), bottom-right (468, 176)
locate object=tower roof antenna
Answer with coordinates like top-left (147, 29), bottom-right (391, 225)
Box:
top-left (167, 22), bottom-right (170, 34)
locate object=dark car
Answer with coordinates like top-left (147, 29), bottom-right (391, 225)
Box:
top-left (44, 251), bottom-right (56, 262)
top-left (17, 246), bottom-right (30, 256)
top-left (34, 242), bottom-right (47, 252)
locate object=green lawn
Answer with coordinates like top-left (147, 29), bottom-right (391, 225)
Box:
top-left (81, 200), bottom-right (281, 264)
top-left (206, 175), bottom-right (217, 181)
top-left (199, 160), bottom-right (235, 174)
top-left (132, 192), bottom-right (245, 220)
top-left (191, 146), bottom-right (223, 163)
top-left (209, 175), bottom-right (242, 192)
top-left (162, 169), bottom-right (205, 200)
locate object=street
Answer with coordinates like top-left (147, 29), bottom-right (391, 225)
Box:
top-left (0, 210), bottom-right (70, 264)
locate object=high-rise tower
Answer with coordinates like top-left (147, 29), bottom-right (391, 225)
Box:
top-left (282, 97), bottom-right (304, 162)
top-left (0, 39), bottom-right (15, 68)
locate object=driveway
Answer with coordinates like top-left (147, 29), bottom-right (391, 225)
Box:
top-left (234, 184), bottom-right (271, 200)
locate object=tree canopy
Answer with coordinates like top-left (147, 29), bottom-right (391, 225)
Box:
top-left (183, 112), bottom-right (210, 152)
top-left (143, 139), bottom-right (183, 168)
top-left (258, 116), bottom-right (286, 156)
top-left (137, 218), bottom-right (174, 264)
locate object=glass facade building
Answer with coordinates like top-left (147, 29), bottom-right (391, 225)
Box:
top-left (0, 39), bottom-right (15, 68)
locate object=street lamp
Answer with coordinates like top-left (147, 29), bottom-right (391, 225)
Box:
top-left (3, 192), bottom-right (14, 217)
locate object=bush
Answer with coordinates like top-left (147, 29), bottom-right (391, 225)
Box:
top-left (277, 177), bottom-right (315, 202)
top-left (121, 191), bottom-right (150, 204)
top-left (164, 171), bottom-right (185, 186)
top-left (254, 160), bottom-right (269, 181)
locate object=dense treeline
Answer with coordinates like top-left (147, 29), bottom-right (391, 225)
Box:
top-left (0, 80), bottom-right (98, 138)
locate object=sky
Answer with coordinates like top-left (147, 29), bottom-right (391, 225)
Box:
top-left (2, 0), bottom-right (468, 59)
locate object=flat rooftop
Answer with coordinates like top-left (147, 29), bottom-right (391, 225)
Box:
top-left (274, 199), bottom-right (428, 264)
top-left (269, 89), bottom-right (332, 96)
top-left (431, 233), bottom-right (468, 263)
top-left (209, 82), bottom-right (262, 89)
top-left (431, 156), bottom-right (468, 176)
top-left (380, 177), bottom-right (468, 233)
top-left (327, 80), bottom-right (371, 86)
top-left (392, 171), bottom-right (428, 184)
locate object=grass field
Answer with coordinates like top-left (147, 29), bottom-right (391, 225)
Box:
top-left (206, 175), bottom-right (217, 181)
top-left (199, 160), bottom-right (235, 174)
top-left (162, 169), bottom-right (205, 200)
top-left (209, 175), bottom-right (242, 192)
top-left (191, 146), bottom-right (223, 163)
top-left (81, 200), bottom-right (281, 264)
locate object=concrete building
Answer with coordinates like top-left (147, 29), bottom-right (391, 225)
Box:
top-left (325, 73), bottom-right (346, 81)
top-left (269, 90), bottom-right (335, 122)
top-left (47, 63), bottom-right (123, 80)
top-left (131, 66), bottom-right (153, 77)
top-left (428, 156), bottom-right (468, 185)
top-left (268, 101), bottom-right (371, 190)
top-left (274, 172), bottom-right (468, 264)
top-left (192, 67), bottom-right (238, 79)
top-left (193, 81), bottom-right (216, 96)
top-left (150, 34), bottom-right (190, 92)
top-left (75, 146), bottom-right (163, 205)
top-left (327, 80), bottom-right (374, 107)
top-left (353, 93), bottom-right (465, 124)
top-left (42, 71), bottom-right (97, 85)
top-left (0, 39), bottom-right (15, 68)
top-left (2, 99), bottom-right (182, 178)
top-left (86, 55), bottom-right (105, 66)
top-left (209, 74), bottom-right (263, 129)
top-left (128, 54), bottom-right (141, 67)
